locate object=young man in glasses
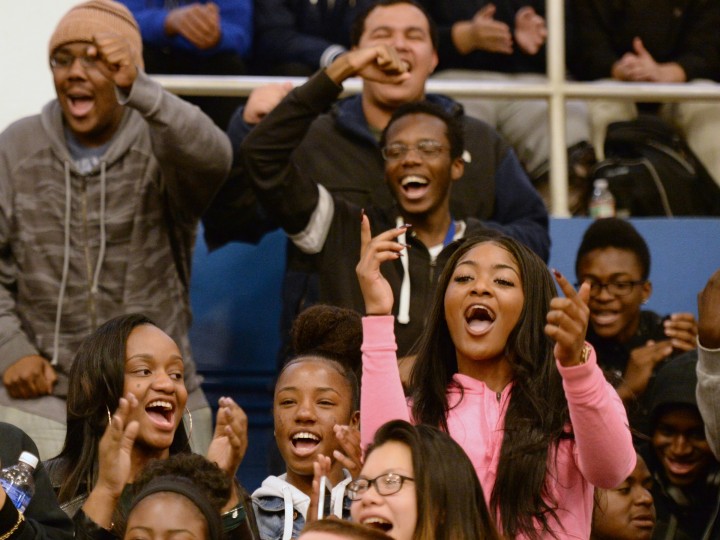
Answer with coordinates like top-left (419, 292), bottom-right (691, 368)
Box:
top-left (210, 1), bottom-right (548, 260)
top-left (242, 40), bottom-right (510, 358)
top-left (209, 0), bottom-right (548, 365)
top-left (0, 0), bottom-right (231, 458)
top-left (574, 217), bottom-right (698, 434)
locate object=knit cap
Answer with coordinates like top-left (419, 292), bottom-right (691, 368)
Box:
top-left (49, 0), bottom-right (144, 68)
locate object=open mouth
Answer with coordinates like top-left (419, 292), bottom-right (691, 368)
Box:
top-left (465, 304), bottom-right (495, 334)
top-left (362, 517), bottom-right (393, 533)
top-left (145, 399), bottom-right (175, 430)
top-left (291, 431), bottom-right (320, 457)
top-left (664, 457), bottom-right (698, 477)
top-left (591, 309), bottom-right (620, 327)
top-left (66, 93), bottom-right (95, 117)
top-left (400, 175), bottom-right (429, 199)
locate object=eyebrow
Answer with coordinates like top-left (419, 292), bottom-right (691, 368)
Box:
top-left (127, 354), bottom-right (184, 362)
top-left (369, 25), bottom-right (427, 35)
top-left (581, 272), bottom-right (636, 280)
top-left (456, 260), bottom-right (520, 277)
top-left (126, 526), bottom-right (196, 535)
top-left (276, 386), bottom-right (341, 395)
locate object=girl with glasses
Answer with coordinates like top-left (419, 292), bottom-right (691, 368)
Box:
top-left (356, 230), bottom-right (635, 539)
top-left (347, 420), bottom-right (499, 540)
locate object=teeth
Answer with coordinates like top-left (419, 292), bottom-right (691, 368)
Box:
top-left (363, 517), bottom-right (391, 525)
top-left (362, 517), bottom-right (392, 532)
top-left (401, 176), bottom-right (428, 187)
top-left (147, 400), bottom-right (173, 410)
top-left (292, 432), bottom-right (319, 442)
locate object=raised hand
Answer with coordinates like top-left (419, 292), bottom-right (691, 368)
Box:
top-left (514, 6), bottom-right (547, 55)
top-left (618, 340), bottom-right (673, 402)
top-left (82, 394), bottom-right (139, 529)
top-left (355, 214), bottom-right (408, 316)
top-left (545, 270), bottom-right (591, 367)
top-left (305, 454), bottom-right (332, 525)
top-left (453, 4), bottom-right (513, 55)
top-left (165, 2), bottom-right (221, 50)
top-left (326, 45), bottom-right (410, 86)
top-left (663, 312), bottom-right (698, 352)
top-left (698, 269), bottom-right (720, 349)
top-left (208, 397), bottom-right (248, 479)
top-left (243, 82), bottom-right (294, 124)
top-left (332, 424), bottom-right (363, 479)
top-left (2, 355), bottom-right (57, 399)
top-left (87, 32), bottom-right (139, 91)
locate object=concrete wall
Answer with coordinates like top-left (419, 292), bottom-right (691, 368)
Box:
top-left (0, 1), bottom-right (80, 132)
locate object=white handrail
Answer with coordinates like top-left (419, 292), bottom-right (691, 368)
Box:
top-left (150, 0), bottom-right (720, 216)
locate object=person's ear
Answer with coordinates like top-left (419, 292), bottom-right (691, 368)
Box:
top-left (641, 280), bottom-right (652, 304)
top-left (450, 156), bottom-right (464, 182)
top-left (350, 410), bottom-right (360, 429)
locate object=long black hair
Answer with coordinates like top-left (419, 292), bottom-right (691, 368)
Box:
top-left (409, 233), bottom-right (570, 538)
top-left (366, 420), bottom-right (499, 540)
top-left (55, 313), bottom-right (190, 504)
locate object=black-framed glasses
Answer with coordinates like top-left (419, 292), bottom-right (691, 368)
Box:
top-left (381, 140), bottom-right (447, 161)
top-left (576, 279), bottom-right (647, 297)
top-left (50, 51), bottom-right (99, 71)
top-left (346, 473), bottom-right (415, 500)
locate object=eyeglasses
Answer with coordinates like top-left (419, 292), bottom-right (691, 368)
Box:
top-left (576, 279), bottom-right (647, 297)
top-left (50, 51), bottom-right (99, 71)
top-left (346, 473), bottom-right (415, 500)
top-left (381, 140), bottom-right (447, 161)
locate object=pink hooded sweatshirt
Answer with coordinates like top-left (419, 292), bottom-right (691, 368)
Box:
top-left (360, 316), bottom-right (636, 540)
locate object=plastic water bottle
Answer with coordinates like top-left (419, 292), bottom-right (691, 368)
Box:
top-left (0, 451), bottom-right (38, 513)
top-left (589, 179), bottom-right (616, 218)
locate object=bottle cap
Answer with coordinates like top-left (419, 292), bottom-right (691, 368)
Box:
top-left (593, 178), bottom-right (608, 189)
top-left (17, 451), bottom-right (39, 470)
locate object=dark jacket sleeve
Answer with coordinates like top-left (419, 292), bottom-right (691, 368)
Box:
top-left (669, 0), bottom-right (720, 81)
top-left (202, 106), bottom-right (280, 249)
top-left (566, 0), bottom-right (622, 80)
top-left (254, 0), bottom-right (338, 68)
top-left (241, 71), bottom-right (344, 235)
top-left (0, 424), bottom-right (73, 540)
top-left (483, 150), bottom-right (551, 262)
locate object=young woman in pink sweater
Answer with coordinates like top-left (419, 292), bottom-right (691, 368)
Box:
top-left (356, 226), bottom-right (635, 539)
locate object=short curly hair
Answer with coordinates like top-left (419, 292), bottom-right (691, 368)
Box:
top-left (575, 218), bottom-right (651, 280)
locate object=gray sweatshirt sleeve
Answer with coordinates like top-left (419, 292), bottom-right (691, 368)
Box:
top-left (697, 344), bottom-right (720, 458)
top-left (0, 134), bottom-right (40, 373)
top-left (119, 70), bottom-right (233, 221)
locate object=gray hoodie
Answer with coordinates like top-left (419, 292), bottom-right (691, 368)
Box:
top-left (0, 70), bottom-right (231, 408)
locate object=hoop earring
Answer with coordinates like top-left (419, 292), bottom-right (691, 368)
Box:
top-left (106, 406), bottom-right (112, 427)
top-left (183, 407), bottom-right (193, 443)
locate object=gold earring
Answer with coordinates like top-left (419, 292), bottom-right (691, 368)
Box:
top-left (183, 407), bottom-right (193, 442)
top-left (106, 406), bottom-right (112, 427)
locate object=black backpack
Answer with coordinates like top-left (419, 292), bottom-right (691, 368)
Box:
top-left (590, 115), bottom-right (720, 216)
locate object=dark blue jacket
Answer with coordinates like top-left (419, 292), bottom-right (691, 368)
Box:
top-left (253, 0), bottom-right (375, 72)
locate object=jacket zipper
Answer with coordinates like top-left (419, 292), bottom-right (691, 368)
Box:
top-left (81, 177), bottom-right (97, 330)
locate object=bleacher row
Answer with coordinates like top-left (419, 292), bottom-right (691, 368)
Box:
top-left (190, 218), bottom-right (720, 489)
top-left (150, 0), bottom-right (720, 217)
top-left (134, 0), bottom-right (720, 489)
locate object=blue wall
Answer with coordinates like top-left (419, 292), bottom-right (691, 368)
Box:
top-left (190, 218), bottom-right (720, 490)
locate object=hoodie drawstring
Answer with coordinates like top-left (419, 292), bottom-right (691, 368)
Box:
top-left (396, 216), bottom-right (410, 324)
top-left (281, 485), bottom-right (293, 540)
top-left (91, 162), bottom-right (107, 295)
top-left (51, 162), bottom-right (73, 366)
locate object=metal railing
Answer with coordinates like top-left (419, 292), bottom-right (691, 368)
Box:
top-left (151, 0), bottom-right (720, 216)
